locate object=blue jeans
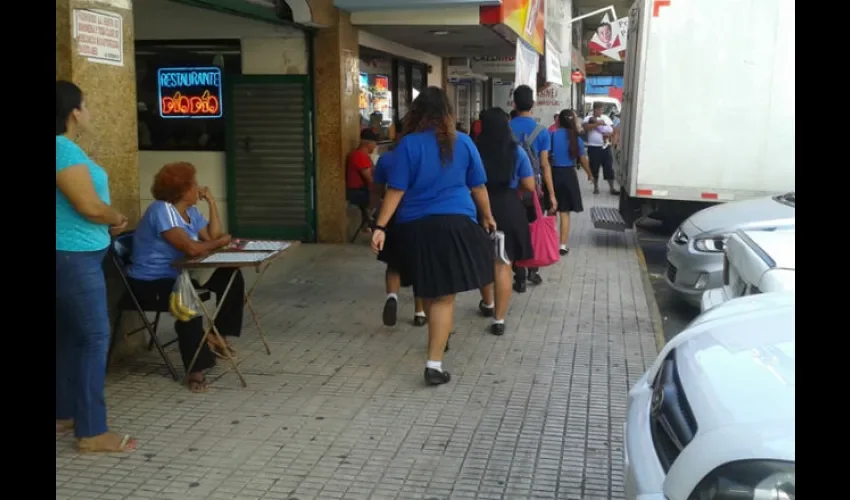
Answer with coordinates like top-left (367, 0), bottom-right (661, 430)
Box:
top-left (56, 249), bottom-right (110, 438)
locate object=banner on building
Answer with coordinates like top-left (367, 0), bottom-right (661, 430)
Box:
top-left (481, 0), bottom-right (546, 54)
top-left (514, 39), bottom-right (539, 97)
top-left (588, 13), bottom-right (628, 62)
top-left (544, 36), bottom-right (563, 86)
top-left (470, 56), bottom-right (516, 75)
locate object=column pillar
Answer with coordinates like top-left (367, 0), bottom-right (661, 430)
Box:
top-left (309, 0), bottom-right (361, 243)
top-left (57, 0), bottom-right (145, 360)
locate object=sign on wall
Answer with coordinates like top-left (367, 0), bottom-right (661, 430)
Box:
top-left (158, 67), bottom-right (223, 119)
top-left (588, 13), bottom-right (629, 62)
top-left (73, 9), bottom-right (123, 66)
top-left (481, 0), bottom-right (546, 55)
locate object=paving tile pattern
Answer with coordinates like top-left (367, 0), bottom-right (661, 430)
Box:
top-left (57, 187), bottom-right (659, 500)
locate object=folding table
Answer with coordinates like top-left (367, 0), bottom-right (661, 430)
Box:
top-left (172, 240), bottom-right (299, 387)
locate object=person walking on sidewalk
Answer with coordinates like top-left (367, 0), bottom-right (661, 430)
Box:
top-left (509, 85), bottom-right (558, 292)
top-left (371, 86), bottom-right (496, 386)
top-left (475, 108), bottom-right (536, 335)
top-left (371, 142), bottom-right (427, 327)
top-left (582, 101), bottom-right (620, 195)
top-left (550, 109), bottom-right (595, 255)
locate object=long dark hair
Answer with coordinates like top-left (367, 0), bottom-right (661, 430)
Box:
top-left (56, 80), bottom-right (83, 136)
top-left (558, 109), bottom-right (580, 161)
top-left (402, 86), bottom-right (456, 165)
top-left (477, 107), bottom-right (517, 187)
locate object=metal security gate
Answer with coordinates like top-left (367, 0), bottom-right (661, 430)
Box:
top-left (225, 75), bottom-right (314, 241)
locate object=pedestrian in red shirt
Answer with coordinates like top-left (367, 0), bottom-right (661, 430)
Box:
top-left (547, 113), bottom-right (559, 133)
top-left (346, 129), bottom-right (379, 209)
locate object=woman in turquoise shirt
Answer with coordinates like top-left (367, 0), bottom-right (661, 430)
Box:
top-left (549, 109), bottom-right (595, 254)
top-left (371, 87), bottom-right (497, 386)
top-left (56, 81), bottom-right (136, 453)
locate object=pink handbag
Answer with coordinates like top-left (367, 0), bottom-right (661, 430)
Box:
top-left (515, 193), bottom-right (560, 268)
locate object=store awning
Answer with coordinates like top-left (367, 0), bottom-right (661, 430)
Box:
top-left (335, 0), bottom-right (500, 11)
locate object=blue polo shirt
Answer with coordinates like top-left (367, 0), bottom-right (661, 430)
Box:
top-left (510, 116), bottom-right (551, 163)
top-left (127, 201), bottom-right (209, 281)
top-left (386, 131), bottom-right (487, 224)
top-left (374, 150), bottom-right (394, 185)
top-left (507, 145), bottom-right (534, 189)
top-left (550, 129), bottom-right (586, 167)
top-left (56, 136), bottom-right (112, 252)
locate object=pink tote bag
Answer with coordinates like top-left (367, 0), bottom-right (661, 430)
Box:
top-left (515, 193), bottom-right (560, 268)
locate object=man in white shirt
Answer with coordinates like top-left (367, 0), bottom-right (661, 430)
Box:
top-left (582, 102), bottom-right (619, 195)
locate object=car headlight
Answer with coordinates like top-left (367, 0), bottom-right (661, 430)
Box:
top-left (693, 235), bottom-right (728, 252)
top-left (688, 460), bottom-right (795, 500)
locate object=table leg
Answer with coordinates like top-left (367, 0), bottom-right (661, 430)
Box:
top-left (183, 272), bottom-right (248, 387)
top-left (245, 262), bottom-right (274, 355)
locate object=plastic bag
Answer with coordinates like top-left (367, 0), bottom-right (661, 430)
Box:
top-left (169, 270), bottom-right (200, 322)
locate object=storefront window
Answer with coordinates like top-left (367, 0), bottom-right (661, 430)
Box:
top-left (135, 40), bottom-right (241, 152)
top-left (359, 47), bottom-right (427, 142)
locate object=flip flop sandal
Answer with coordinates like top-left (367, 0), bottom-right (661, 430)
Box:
top-left (77, 433), bottom-right (136, 453)
top-left (187, 375), bottom-right (209, 393)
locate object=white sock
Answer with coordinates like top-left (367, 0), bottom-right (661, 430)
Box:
top-left (414, 311), bottom-right (426, 317)
top-left (426, 360), bottom-right (443, 372)
top-left (559, 244), bottom-right (568, 250)
top-left (481, 302), bottom-right (494, 309)
top-left (493, 318), bottom-right (505, 325)
top-left (387, 293), bottom-right (398, 301)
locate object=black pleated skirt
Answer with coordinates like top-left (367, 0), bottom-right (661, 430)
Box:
top-left (551, 166), bottom-right (584, 213)
top-left (396, 214), bottom-right (495, 299)
top-left (376, 214), bottom-right (412, 287)
top-left (488, 187), bottom-right (533, 262)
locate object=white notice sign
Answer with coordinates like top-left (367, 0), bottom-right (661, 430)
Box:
top-left (73, 10), bottom-right (123, 66)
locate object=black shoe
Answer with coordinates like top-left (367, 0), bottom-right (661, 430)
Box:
top-left (490, 323), bottom-right (506, 336)
top-left (413, 315), bottom-right (427, 327)
top-left (559, 247), bottom-right (569, 256)
top-left (610, 188), bottom-right (621, 195)
top-left (424, 368), bottom-right (451, 385)
top-left (382, 297), bottom-right (398, 326)
top-left (478, 300), bottom-right (494, 317)
top-left (593, 185), bottom-right (600, 194)
top-left (513, 280), bottom-right (527, 293)
top-left (527, 271), bottom-right (543, 285)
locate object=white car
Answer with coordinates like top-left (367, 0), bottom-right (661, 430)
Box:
top-left (666, 192), bottom-right (795, 307)
top-left (701, 228), bottom-right (795, 312)
top-left (624, 292), bottom-right (795, 500)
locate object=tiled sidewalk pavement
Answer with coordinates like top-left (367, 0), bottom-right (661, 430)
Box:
top-left (56, 186), bottom-right (659, 500)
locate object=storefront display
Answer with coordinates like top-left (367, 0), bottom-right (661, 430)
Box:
top-left (359, 47), bottom-right (428, 142)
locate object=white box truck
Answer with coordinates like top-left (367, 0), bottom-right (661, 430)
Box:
top-left (592, 0), bottom-right (795, 230)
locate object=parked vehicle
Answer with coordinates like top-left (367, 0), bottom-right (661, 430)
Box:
top-left (624, 291), bottom-right (795, 500)
top-left (666, 192), bottom-right (795, 307)
top-left (591, 0), bottom-right (795, 231)
top-left (701, 228), bottom-right (795, 312)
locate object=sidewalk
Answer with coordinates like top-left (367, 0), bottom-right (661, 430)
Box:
top-left (56, 185), bottom-right (659, 500)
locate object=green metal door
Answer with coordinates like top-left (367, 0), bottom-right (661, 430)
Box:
top-left (225, 75), bottom-right (315, 241)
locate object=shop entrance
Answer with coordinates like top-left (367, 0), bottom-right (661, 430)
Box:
top-left (225, 75), bottom-right (315, 241)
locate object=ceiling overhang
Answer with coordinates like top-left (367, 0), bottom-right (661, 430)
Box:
top-left (336, 0), bottom-right (500, 12)
top-left (171, 0), bottom-right (321, 27)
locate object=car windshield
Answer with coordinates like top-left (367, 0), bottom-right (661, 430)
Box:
top-left (773, 192), bottom-right (795, 207)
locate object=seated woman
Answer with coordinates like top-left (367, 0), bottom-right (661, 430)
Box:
top-left (126, 162), bottom-right (242, 393)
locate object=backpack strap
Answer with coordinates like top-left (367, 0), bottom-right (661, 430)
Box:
top-left (527, 124), bottom-right (545, 144)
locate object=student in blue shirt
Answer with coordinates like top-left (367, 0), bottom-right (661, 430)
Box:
top-left (126, 162), bottom-right (239, 393)
top-left (372, 146), bottom-right (426, 328)
top-left (371, 87), bottom-right (497, 386)
top-left (550, 109), bottom-right (595, 254)
top-left (56, 80), bottom-right (135, 453)
top-left (474, 108), bottom-right (536, 336)
top-left (509, 85), bottom-right (558, 291)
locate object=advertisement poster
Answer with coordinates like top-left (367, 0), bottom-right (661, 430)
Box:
top-left (588, 13), bottom-right (629, 62)
top-left (481, 0), bottom-right (546, 54)
top-left (492, 80), bottom-right (515, 115)
top-left (514, 39), bottom-right (539, 98)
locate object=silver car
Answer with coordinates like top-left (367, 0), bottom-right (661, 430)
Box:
top-left (665, 192), bottom-right (795, 307)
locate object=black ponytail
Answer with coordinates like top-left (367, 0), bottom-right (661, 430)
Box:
top-left (56, 80), bottom-right (83, 136)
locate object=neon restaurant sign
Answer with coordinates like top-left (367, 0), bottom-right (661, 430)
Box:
top-left (157, 67), bottom-right (223, 119)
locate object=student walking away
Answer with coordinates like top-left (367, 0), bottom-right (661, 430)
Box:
top-left (475, 108), bottom-right (536, 335)
top-left (509, 85), bottom-right (557, 292)
top-left (56, 80), bottom-right (137, 453)
top-left (346, 129), bottom-right (379, 229)
top-left (550, 109), bottom-right (595, 255)
top-left (371, 86), bottom-right (496, 386)
top-left (372, 143), bottom-right (427, 327)
top-left (548, 113), bottom-right (559, 133)
top-left (582, 102), bottom-right (619, 195)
